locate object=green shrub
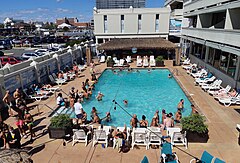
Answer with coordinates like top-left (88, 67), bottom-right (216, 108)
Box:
top-left (50, 114), bottom-right (72, 128)
top-left (181, 114), bottom-right (208, 134)
top-left (156, 56), bottom-right (164, 62)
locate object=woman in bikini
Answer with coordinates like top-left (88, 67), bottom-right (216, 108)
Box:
top-left (139, 115), bottom-right (148, 128)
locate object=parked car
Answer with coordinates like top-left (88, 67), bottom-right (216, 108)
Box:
top-left (0, 51), bottom-right (4, 56)
top-left (0, 56), bottom-right (22, 66)
top-left (0, 39), bottom-right (13, 50)
top-left (21, 52), bottom-right (41, 60)
top-left (35, 49), bottom-right (49, 56)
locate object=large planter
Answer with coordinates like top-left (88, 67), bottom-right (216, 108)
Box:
top-left (48, 126), bottom-right (71, 139)
top-left (156, 61), bottom-right (164, 67)
top-left (186, 131), bottom-right (209, 143)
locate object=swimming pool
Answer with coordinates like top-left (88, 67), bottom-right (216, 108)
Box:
top-left (54, 69), bottom-right (192, 127)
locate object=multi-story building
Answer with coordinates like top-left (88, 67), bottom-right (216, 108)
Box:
top-left (96, 0), bottom-right (145, 9)
top-left (93, 7), bottom-right (171, 44)
top-left (181, 0), bottom-right (240, 88)
top-left (164, 0), bottom-right (185, 43)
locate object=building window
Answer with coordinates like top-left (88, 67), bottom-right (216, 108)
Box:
top-left (104, 15), bottom-right (108, 33)
top-left (213, 49), bottom-right (221, 69)
top-left (121, 15), bottom-right (124, 33)
top-left (219, 51), bottom-right (229, 73)
top-left (207, 47), bottom-right (215, 65)
top-left (138, 14), bottom-right (142, 33)
top-left (227, 54), bottom-right (237, 77)
top-left (155, 14), bottom-right (159, 32)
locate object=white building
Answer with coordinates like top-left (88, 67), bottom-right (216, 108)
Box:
top-left (164, 0), bottom-right (183, 39)
top-left (93, 7), bottom-right (171, 44)
top-left (181, 0), bottom-right (240, 88)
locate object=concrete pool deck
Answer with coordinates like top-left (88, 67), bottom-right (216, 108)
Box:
top-left (4, 60), bottom-right (240, 163)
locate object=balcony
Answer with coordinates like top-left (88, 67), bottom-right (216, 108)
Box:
top-left (184, 0), bottom-right (240, 15)
top-left (171, 9), bottom-right (183, 17)
top-left (182, 28), bottom-right (240, 47)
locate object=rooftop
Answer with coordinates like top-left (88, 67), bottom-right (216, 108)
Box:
top-left (97, 38), bottom-right (177, 51)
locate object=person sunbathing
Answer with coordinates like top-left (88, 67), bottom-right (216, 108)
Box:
top-left (216, 88), bottom-right (237, 98)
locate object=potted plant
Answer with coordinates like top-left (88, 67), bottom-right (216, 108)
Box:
top-left (48, 114), bottom-right (72, 139)
top-left (181, 114), bottom-right (209, 143)
top-left (155, 56), bottom-right (164, 67)
top-left (107, 57), bottom-right (114, 67)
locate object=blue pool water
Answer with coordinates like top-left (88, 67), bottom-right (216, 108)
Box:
top-left (55, 69), bottom-right (192, 127)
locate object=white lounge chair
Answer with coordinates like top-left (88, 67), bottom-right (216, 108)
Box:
top-left (143, 58), bottom-right (149, 67)
top-left (147, 127), bottom-right (162, 149)
top-left (72, 129), bottom-right (89, 146)
top-left (100, 56), bottom-right (106, 63)
top-left (49, 75), bottom-right (67, 86)
top-left (182, 63), bottom-right (197, 70)
top-left (182, 58), bottom-right (190, 65)
top-left (42, 86), bottom-right (61, 93)
top-left (92, 129), bottom-right (108, 147)
top-left (201, 80), bottom-right (222, 91)
top-left (195, 76), bottom-right (216, 85)
top-left (191, 69), bottom-right (207, 78)
top-left (126, 56), bottom-right (131, 63)
top-left (171, 130), bottom-right (188, 149)
top-left (166, 127), bottom-right (181, 138)
top-left (98, 126), bottom-right (112, 135)
top-left (218, 94), bottom-right (240, 107)
top-left (208, 85), bottom-right (231, 96)
top-left (132, 128), bottom-right (149, 150)
top-left (149, 55), bottom-right (156, 67)
top-left (23, 89), bottom-right (48, 102)
top-left (136, 56), bottom-right (142, 67)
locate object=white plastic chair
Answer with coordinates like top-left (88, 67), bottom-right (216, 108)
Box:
top-left (166, 127), bottom-right (181, 138)
top-left (171, 130), bottom-right (188, 149)
top-left (100, 56), bottom-right (106, 63)
top-left (131, 128), bottom-right (149, 150)
top-left (126, 56), bottom-right (131, 63)
top-left (136, 56), bottom-right (142, 67)
top-left (92, 129), bottom-right (108, 147)
top-left (147, 127), bottom-right (162, 149)
top-left (72, 129), bottom-right (89, 146)
top-left (150, 56), bottom-right (156, 67)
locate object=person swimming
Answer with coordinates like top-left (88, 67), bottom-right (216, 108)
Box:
top-left (96, 91), bottom-right (104, 101)
top-left (168, 74), bottom-right (172, 78)
top-left (123, 100), bottom-right (128, 106)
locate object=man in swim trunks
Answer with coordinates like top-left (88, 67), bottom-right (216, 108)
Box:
top-left (130, 114), bottom-right (138, 128)
top-left (177, 99), bottom-right (184, 110)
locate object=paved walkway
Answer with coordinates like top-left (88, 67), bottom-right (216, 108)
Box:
top-left (5, 61), bottom-right (240, 163)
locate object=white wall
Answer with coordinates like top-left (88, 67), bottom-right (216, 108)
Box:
top-left (93, 7), bottom-right (170, 38)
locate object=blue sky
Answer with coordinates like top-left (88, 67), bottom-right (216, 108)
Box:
top-left (0, 0), bottom-right (164, 23)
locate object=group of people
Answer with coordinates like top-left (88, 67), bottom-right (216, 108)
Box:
top-left (0, 88), bottom-right (36, 149)
top-left (130, 99), bottom-right (199, 130)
